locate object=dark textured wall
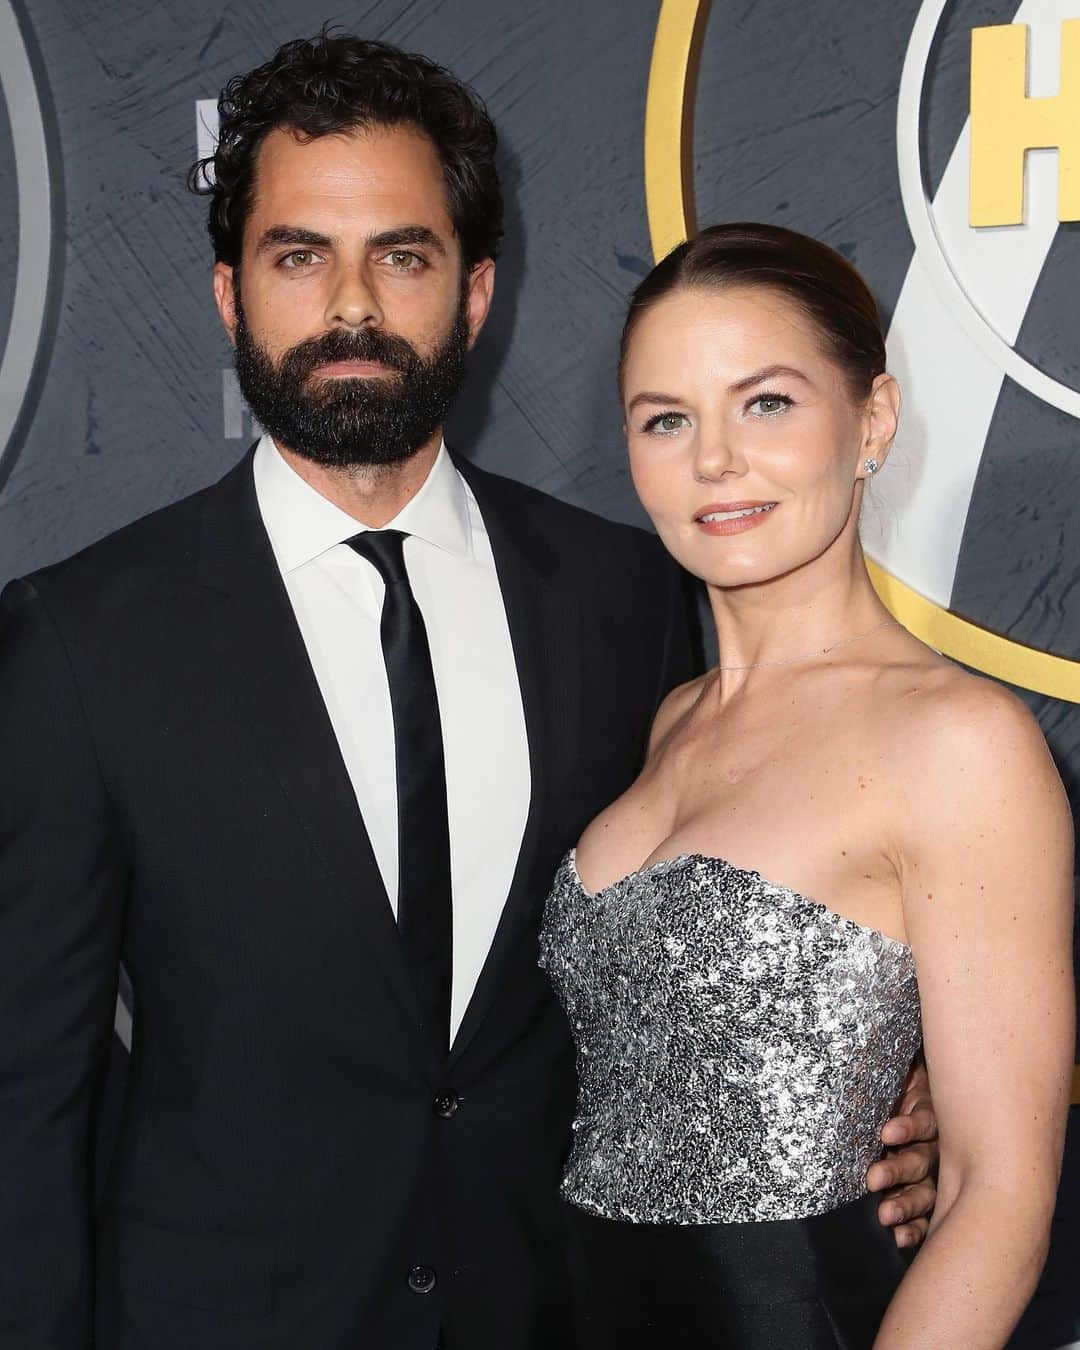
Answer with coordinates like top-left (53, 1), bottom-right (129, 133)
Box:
top-left (1, 1), bottom-right (1077, 1344)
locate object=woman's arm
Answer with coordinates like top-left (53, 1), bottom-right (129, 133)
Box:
top-left (874, 677), bottom-right (1074, 1349)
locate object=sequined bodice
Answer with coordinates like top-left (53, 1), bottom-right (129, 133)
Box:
top-left (539, 851), bottom-right (921, 1224)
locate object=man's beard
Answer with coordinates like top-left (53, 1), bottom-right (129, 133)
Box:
top-left (232, 288), bottom-right (470, 469)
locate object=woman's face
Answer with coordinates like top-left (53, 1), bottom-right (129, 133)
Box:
top-left (622, 284), bottom-right (891, 590)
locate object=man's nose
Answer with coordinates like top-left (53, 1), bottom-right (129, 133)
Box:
top-left (323, 263), bottom-right (384, 330)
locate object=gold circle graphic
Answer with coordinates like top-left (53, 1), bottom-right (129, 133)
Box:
top-left (643, 0), bottom-right (1080, 705)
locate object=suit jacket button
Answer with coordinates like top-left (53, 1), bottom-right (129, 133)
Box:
top-left (433, 1091), bottom-right (460, 1118)
top-left (407, 1265), bottom-right (437, 1295)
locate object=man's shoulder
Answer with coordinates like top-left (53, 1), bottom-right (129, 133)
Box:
top-left (16, 454), bottom-right (248, 617)
top-left (459, 457), bottom-right (666, 570)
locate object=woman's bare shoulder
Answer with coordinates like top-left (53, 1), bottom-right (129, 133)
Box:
top-left (877, 654), bottom-right (1066, 831)
top-left (646, 672), bottom-right (711, 759)
top-left (880, 654), bottom-right (1042, 748)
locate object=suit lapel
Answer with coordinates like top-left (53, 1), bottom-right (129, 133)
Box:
top-left (195, 450), bottom-right (439, 1081)
top-left (447, 457), bottom-right (583, 1068)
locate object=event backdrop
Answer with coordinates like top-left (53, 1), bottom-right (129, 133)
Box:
top-left (1, 0), bottom-right (1078, 1343)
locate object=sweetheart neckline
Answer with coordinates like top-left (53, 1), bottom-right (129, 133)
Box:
top-left (565, 848), bottom-right (912, 953)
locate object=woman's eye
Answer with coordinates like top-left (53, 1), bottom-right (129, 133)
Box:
top-left (748, 393), bottom-right (792, 416)
top-left (644, 412), bottom-right (689, 435)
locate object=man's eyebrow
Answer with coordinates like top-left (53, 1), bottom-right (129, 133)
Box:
top-left (254, 224), bottom-right (448, 258)
top-left (366, 225), bottom-right (447, 256)
top-left (728, 363), bottom-right (811, 392)
top-left (255, 226), bottom-right (336, 255)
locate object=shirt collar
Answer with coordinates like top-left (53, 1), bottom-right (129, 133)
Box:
top-left (253, 434), bottom-right (471, 574)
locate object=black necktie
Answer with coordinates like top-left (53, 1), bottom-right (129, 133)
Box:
top-left (348, 530), bottom-right (452, 1055)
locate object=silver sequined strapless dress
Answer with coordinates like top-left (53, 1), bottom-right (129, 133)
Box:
top-left (539, 849), bottom-right (923, 1349)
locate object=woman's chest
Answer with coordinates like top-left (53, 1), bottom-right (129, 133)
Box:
top-left (597, 714), bottom-right (906, 941)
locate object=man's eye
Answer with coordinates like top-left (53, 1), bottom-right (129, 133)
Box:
top-left (386, 250), bottom-right (425, 270)
top-left (281, 250), bottom-right (319, 269)
top-left (642, 412), bottom-right (689, 435)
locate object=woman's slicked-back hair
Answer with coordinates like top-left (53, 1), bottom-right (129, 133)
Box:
top-left (188, 28), bottom-right (503, 270)
top-left (620, 223), bottom-right (886, 400)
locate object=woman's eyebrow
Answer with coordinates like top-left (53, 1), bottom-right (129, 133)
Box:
top-left (729, 364), bottom-right (810, 392)
top-left (626, 391), bottom-right (684, 413)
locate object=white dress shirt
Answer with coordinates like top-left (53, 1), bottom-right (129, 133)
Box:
top-left (253, 435), bottom-right (531, 1041)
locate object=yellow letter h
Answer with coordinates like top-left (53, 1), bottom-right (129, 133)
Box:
top-left (970, 20), bottom-right (1080, 226)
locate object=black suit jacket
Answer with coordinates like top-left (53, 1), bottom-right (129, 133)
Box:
top-left (0, 449), bottom-right (694, 1350)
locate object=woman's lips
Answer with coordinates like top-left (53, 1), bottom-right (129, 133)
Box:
top-left (694, 501), bottom-right (778, 536)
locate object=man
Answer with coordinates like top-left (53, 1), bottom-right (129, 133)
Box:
top-left (0, 32), bottom-right (937, 1350)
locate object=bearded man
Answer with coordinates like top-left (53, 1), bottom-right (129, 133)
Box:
top-left (0, 32), bottom-right (938, 1350)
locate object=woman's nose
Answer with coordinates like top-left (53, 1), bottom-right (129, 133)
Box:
top-left (692, 423), bottom-right (744, 483)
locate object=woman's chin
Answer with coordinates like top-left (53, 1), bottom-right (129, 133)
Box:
top-left (674, 554), bottom-right (792, 591)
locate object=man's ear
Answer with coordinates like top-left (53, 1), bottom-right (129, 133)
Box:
top-left (213, 263), bottom-right (238, 346)
top-left (464, 258), bottom-right (496, 349)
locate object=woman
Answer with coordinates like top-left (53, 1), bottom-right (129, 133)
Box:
top-left (539, 223), bottom-right (1074, 1348)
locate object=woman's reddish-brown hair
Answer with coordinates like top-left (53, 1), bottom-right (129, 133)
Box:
top-left (619, 222), bottom-right (886, 400)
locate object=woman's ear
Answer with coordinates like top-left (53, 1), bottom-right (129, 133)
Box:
top-left (858, 373), bottom-right (900, 478)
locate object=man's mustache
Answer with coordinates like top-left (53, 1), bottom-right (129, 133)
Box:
top-left (279, 327), bottom-right (420, 381)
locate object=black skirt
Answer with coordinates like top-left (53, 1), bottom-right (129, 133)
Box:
top-left (567, 1192), bottom-right (909, 1349)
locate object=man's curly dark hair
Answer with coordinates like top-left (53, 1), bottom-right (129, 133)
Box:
top-left (188, 30), bottom-right (503, 270)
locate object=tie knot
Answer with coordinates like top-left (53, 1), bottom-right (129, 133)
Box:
top-left (347, 529), bottom-right (411, 585)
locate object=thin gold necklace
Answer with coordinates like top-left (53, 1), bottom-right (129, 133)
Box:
top-left (716, 619), bottom-right (903, 672)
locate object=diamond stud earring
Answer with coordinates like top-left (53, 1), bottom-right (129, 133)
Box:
top-left (864, 457), bottom-right (879, 475)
